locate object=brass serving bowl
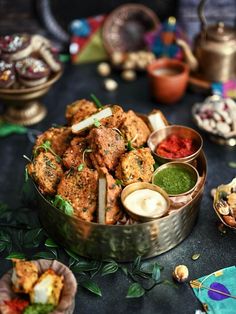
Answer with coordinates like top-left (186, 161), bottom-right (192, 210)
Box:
top-left (30, 151), bottom-right (207, 262)
top-left (0, 71), bottom-right (62, 126)
top-left (147, 125), bottom-right (203, 164)
top-left (152, 161), bottom-right (199, 197)
top-left (121, 182), bottom-right (170, 222)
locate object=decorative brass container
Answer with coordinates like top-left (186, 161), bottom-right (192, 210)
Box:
top-left (32, 152), bottom-right (207, 262)
top-left (0, 71), bottom-right (62, 126)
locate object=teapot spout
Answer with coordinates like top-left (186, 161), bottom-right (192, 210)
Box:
top-left (176, 38), bottom-right (198, 72)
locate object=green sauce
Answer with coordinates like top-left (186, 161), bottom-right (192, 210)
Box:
top-left (153, 165), bottom-right (197, 195)
top-left (23, 304), bottom-right (55, 314)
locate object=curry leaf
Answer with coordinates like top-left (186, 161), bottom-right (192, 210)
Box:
top-left (101, 261), bottom-right (119, 276)
top-left (152, 263), bottom-right (161, 282)
top-left (0, 242), bottom-right (7, 252)
top-left (45, 238), bottom-right (58, 248)
top-left (80, 279), bottom-right (102, 297)
top-left (132, 256), bottom-right (141, 271)
top-left (23, 228), bottom-right (44, 248)
top-left (6, 252), bottom-right (26, 260)
top-left (64, 249), bottom-right (80, 262)
top-left (126, 283), bottom-right (145, 298)
top-left (33, 251), bottom-right (55, 260)
top-left (52, 195), bottom-right (73, 216)
top-left (71, 261), bottom-right (99, 273)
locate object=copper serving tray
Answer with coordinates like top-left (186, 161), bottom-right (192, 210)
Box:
top-left (32, 151), bottom-right (207, 262)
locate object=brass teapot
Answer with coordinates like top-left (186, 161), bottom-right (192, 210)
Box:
top-left (177, 0), bottom-right (236, 82)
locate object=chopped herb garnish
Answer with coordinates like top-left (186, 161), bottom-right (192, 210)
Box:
top-left (126, 140), bottom-right (134, 151)
top-left (115, 179), bottom-right (124, 187)
top-left (90, 93), bottom-right (104, 109)
top-left (78, 163), bottom-right (84, 171)
top-left (46, 159), bottom-right (56, 169)
top-left (93, 118), bottom-right (101, 128)
top-left (52, 195), bottom-right (73, 216)
top-left (24, 166), bottom-right (29, 182)
top-left (34, 140), bottom-right (62, 162)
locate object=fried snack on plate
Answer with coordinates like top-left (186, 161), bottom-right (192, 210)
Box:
top-left (115, 148), bottom-right (155, 186)
top-left (33, 127), bottom-right (72, 157)
top-left (88, 126), bottom-right (125, 171)
top-left (11, 259), bottom-right (38, 294)
top-left (120, 110), bottom-right (151, 148)
top-left (101, 105), bottom-right (125, 128)
top-left (62, 136), bottom-right (92, 169)
top-left (27, 151), bottom-right (63, 195)
top-left (30, 269), bottom-right (63, 306)
top-left (57, 167), bottom-right (98, 222)
top-left (66, 99), bottom-right (98, 125)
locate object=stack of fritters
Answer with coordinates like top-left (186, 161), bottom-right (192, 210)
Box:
top-left (28, 99), bottom-right (155, 224)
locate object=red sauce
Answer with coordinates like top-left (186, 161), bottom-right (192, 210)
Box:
top-left (3, 299), bottom-right (29, 313)
top-left (156, 134), bottom-right (196, 158)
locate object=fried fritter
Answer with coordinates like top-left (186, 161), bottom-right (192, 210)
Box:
top-left (63, 137), bottom-right (92, 169)
top-left (120, 110), bottom-right (151, 148)
top-left (100, 167), bottom-right (122, 225)
top-left (33, 127), bottom-right (72, 157)
top-left (102, 105), bottom-right (125, 128)
top-left (57, 168), bottom-right (98, 222)
top-left (66, 99), bottom-right (98, 125)
top-left (88, 126), bottom-right (125, 171)
top-left (115, 148), bottom-right (155, 186)
top-left (12, 260), bottom-right (38, 294)
top-left (28, 151), bottom-right (63, 195)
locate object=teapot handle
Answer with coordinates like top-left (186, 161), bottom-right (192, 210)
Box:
top-left (197, 0), bottom-right (207, 34)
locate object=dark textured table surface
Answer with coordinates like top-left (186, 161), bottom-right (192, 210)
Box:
top-left (0, 63), bottom-right (236, 314)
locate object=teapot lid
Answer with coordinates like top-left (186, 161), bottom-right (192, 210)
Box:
top-left (206, 22), bottom-right (236, 42)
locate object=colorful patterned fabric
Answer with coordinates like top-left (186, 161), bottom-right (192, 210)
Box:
top-left (190, 266), bottom-right (236, 314)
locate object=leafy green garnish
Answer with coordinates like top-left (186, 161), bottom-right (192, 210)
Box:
top-left (33, 251), bottom-right (56, 260)
top-left (6, 252), bottom-right (26, 260)
top-left (115, 179), bottom-right (124, 187)
top-left (90, 93), bottom-right (104, 109)
top-left (126, 140), bottom-right (134, 151)
top-left (101, 260), bottom-right (119, 276)
top-left (93, 118), bottom-right (101, 128)
top-left (23, 303), bottom-right (55, 314)
top-left (34, 140), bottom-right (61, 163)
top-left (80, 278), bottom-right (102, 297)
top-left (45, 238), bottom-right (58, 248)
top-left (52, 195), bottom-right (74, 216)
top-left (78, 163), bottom-right (84, 171)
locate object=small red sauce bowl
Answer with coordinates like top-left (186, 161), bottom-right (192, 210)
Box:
top-left (147, 58), bottom-right (189, 104)
top-left (147, 125), bottom-right (203, 164)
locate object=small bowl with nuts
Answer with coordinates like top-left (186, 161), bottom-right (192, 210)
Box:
top-left (192, 95), bottom-right (236, 146)
top-left (213, 177), bottom-right (236, 229)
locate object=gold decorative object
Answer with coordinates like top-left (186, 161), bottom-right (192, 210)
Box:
top-left (32, 151), bottom-right (207, 262)
top-left (0, 71), bottom-right (62, 126)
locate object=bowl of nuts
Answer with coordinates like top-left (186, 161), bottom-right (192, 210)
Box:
top-left (213, 178), bottom-right (236, 229)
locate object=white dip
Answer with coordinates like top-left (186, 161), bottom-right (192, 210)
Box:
top-left (124, 189), bottom-right (168, 217)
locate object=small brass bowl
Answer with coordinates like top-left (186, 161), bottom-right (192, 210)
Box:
top-left (147, 125), bottom-right (203, 164)
top-left (0, 71), bottom-right (62, 126)
top-left (152, 161), bottom-right (199, 197)
top-left (121, 182), bottom-right (170, 222)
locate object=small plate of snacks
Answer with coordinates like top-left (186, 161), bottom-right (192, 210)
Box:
top-left (0, 259), bottom-right (77, 314)
top-left (192, 95), bottom-right (236, 146)
top-left (213, 178), bottom-right (236, 229)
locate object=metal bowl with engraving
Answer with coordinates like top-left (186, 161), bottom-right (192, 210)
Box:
top-left (0, 71), bottom-right (62, 126)
top-left (30, 151), bottom-right (207, 262)
top-left (102, 4), bottom-right (159, 55)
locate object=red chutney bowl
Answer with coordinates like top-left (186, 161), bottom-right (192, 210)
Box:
top-left (147, 58), bottom-right (189, 104)
top-left (147, 125), bottom-right (203, 164)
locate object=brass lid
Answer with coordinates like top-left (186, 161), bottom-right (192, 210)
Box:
top-left (206, 22), bottom-right (236, 42)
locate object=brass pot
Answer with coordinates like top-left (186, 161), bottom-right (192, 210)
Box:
top-left (31, 151), bottom-right (207, 262)
top-left (177, 0), bottom-right (236, 82)
top-left (0, 71), bottom-right (62, 126)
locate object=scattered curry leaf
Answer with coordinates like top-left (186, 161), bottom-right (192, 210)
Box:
top-left (132, 256), bottom-right (141, 271)
top-left (52, 195), bottom-right (74, 216)
top-left (228, 162), bottom-right (236, 168)
top-left (45, 238), bottom-right (58, 248)
top-left (192, 253), bottom-right (200, 261)
top-left (0, 121), bottom-right (27, 137)
top-left (101, 261), bottom-right (119, 276)
top-left (90, 93), bottom-right (104, 109)
top-left (152, 263), bottom-right (161, 282)
top-left (64, 249), bottom-right (80, 262)
top-left (0, 242), bottom-right (7, 252)
top-left (80, 279), bottom-right (102, 297)
top-left (24, 228), bottom-right (44, 248)
top-left (6, 252), bottom-right (26, 260)
top-left (78, 163), bottom-right (84, 172)
top-left (33, 251), bottom-right (55, 260)
top-left (126, 283), bottom-right (145, 298)
top-left (71, 261), bottom-right (99, 273)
